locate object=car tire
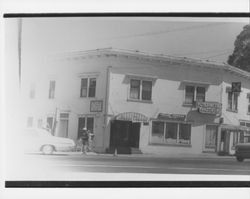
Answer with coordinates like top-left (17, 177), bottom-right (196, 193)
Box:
top-left (236, 156), bottom-right (244, 162)
top-left (41, 145), bottom-right (54, 155)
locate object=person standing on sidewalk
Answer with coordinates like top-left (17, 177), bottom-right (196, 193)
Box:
top-left (87, 130), bottom-right (94, 152)
top-left (80, 127), bottom-right (89, 154)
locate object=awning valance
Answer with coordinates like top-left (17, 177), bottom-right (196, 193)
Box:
top-left (157, 113), bottom-right (186, 121)
top-left (115, 112), bottom-right (149, 122)
top-left (221, 124), bottom-right (250, 131)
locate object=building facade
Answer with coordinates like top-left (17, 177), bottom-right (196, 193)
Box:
top-left (20, 48), bottom-right (250, 155)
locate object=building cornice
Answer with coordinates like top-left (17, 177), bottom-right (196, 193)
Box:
top-left (50, 48), bottom-right (250, 80)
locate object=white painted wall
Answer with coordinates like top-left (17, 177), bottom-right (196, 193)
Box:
top-left (20, 53), bottom-right (250, 154)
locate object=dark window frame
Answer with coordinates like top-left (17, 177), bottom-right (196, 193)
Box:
top-left (184, 85), bottom-right (206, 105)
top-left (129, 79), bottom-right (153, 101)
top-left (80, 77), bottom-right (97, 98)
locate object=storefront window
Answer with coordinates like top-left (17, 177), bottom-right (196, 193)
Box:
top-left (151, 121), bottom-right (164, 143)
top-left (151, 121), bottom-right (191, 145)
top-left (179, 123), bottom-right (191, 144)
top-left (165, 122), bottom-right (178, 143)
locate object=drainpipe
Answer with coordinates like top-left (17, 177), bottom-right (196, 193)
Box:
top-left (217, 71), bottom-right (224, 154)
top-left (103, 66), bottom-right (112, 150)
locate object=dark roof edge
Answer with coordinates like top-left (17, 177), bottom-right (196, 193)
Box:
top-left (51, 48), bottom-right (250, 79)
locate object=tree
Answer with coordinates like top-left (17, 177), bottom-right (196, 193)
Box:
top-left (228, 24), bottom-right (250, 72)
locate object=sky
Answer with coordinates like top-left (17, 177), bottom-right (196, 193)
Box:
top-left (13, 17), bottom-right (250, 64)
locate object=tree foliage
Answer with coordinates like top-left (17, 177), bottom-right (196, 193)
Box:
top-left (228, 24), bottom-right (250, 72)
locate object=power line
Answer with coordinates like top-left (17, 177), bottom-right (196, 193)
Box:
top-left (172, 49), bottom-right (233, 56)
top-left (202, 51), bottom-right (232, 59)
top-left (105, 23), bottom-right (227, 40)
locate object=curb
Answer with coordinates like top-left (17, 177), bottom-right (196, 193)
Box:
top-left (61, 152), bottom-right (235, 159)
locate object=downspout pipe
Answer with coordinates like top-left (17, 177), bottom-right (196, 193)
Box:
top-left (103, 65), bottom-right (112, 149)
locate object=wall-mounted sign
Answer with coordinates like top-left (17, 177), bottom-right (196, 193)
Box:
top-left (232, 82), bottom-right (241, 92)
top-left (157, 113), bottom-right (186, 121)
top-left (197, 101), bottom-right (222, 115)
top-left (90, 100), bottom-right (103, 112)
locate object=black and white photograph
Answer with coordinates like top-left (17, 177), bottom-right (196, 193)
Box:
top-left (3, 15), bottom-right (250, 183)
top-left (1, 2), bottom-right (250, 194)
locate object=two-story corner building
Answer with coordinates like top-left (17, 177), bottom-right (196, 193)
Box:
top-left (20, 48), bottom-right (250, 156)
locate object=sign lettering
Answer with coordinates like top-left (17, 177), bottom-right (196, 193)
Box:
top-left (197, 101), bottom-right (222, 115)
top-left (90, 100), bottom-right (103, 112)
top-left (157, 113), bottom-right (186, 121)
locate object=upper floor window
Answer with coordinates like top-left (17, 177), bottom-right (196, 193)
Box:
top-left (184, 85), bottom-right (205, 105)
top-left (129, 79), bottom-right (152, 101)
top-left (247, 93), bottom-right (250, 114)
top-left (48, 80), bottom-right (56, 99)
top-left (227, 87), bottom-right (238, 112)
top-left (80, 78), bottom-right (96, 98)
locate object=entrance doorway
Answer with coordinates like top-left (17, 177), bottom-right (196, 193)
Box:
top-left (109, 120), bottom-right (141, 153)
top-left (204, 125), bottom-right (218, 152)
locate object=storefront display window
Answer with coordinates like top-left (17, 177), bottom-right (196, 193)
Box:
top-left (151, 121), bottom-right (164, 143)
top-left (151, 121), bottom-right (191, 145)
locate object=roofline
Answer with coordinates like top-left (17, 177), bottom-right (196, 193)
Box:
top-left (52, 48), bottom-right (250, 79)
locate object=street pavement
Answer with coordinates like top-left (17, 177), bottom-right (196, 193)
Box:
top-left (5, 151), bottom-right (250, 181)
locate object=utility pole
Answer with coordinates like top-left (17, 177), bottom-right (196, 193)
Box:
top-left (18, 18), bottom-right (22, 89)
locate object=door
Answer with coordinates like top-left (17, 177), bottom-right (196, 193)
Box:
top-left (58, 120), bottom-right (69, 138)
top-left (129, 122), bottom-right (140, 148)
top-left (110, 120), bottom-right (140, 148)
top-left (110, 120), bottom-right (131, 147)
top-left (204, 125), bottom-right (217, 152)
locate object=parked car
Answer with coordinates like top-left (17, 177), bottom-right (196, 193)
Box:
top-left (21, 128), bottom-right (76, 155)
top-left (235, 143), bottom-right (250, 162)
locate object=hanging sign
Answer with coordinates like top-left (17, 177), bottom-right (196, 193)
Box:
top-left (90, 100), bottom-right (103, 112)
top-left (197, 101), bottom-right (222, 115)
top-left (232, 82), bottom-right (241, 92)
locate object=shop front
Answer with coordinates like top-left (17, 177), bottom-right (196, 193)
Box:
top-left (218, 124), bottom-right (250, 155)
top-left (108, 112), bottom-right (149, 154)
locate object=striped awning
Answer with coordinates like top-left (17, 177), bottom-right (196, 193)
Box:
top-left (115, 112), bottom-right (149, 122)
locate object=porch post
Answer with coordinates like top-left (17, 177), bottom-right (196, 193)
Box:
top-left (217, 125), bottom-right (222, 154)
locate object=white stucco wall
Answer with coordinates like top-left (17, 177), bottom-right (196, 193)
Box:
top-left (20, 52), bottom-right (250, 155)
top-left (221, 73), bottom-right (250, 125)
top-left (107, 57), bottom-right (224, 154)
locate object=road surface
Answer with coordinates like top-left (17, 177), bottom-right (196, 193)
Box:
top-left (6, 152), bottom-right (250, 181)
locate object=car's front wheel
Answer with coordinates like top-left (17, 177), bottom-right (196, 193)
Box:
top-left (236, 156), bottom-right (244, 162)
top-left (41, 145), bottom-right (54, 155)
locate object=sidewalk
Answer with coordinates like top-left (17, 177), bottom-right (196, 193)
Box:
top-left (58, 151), bottom-right (235, 159)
